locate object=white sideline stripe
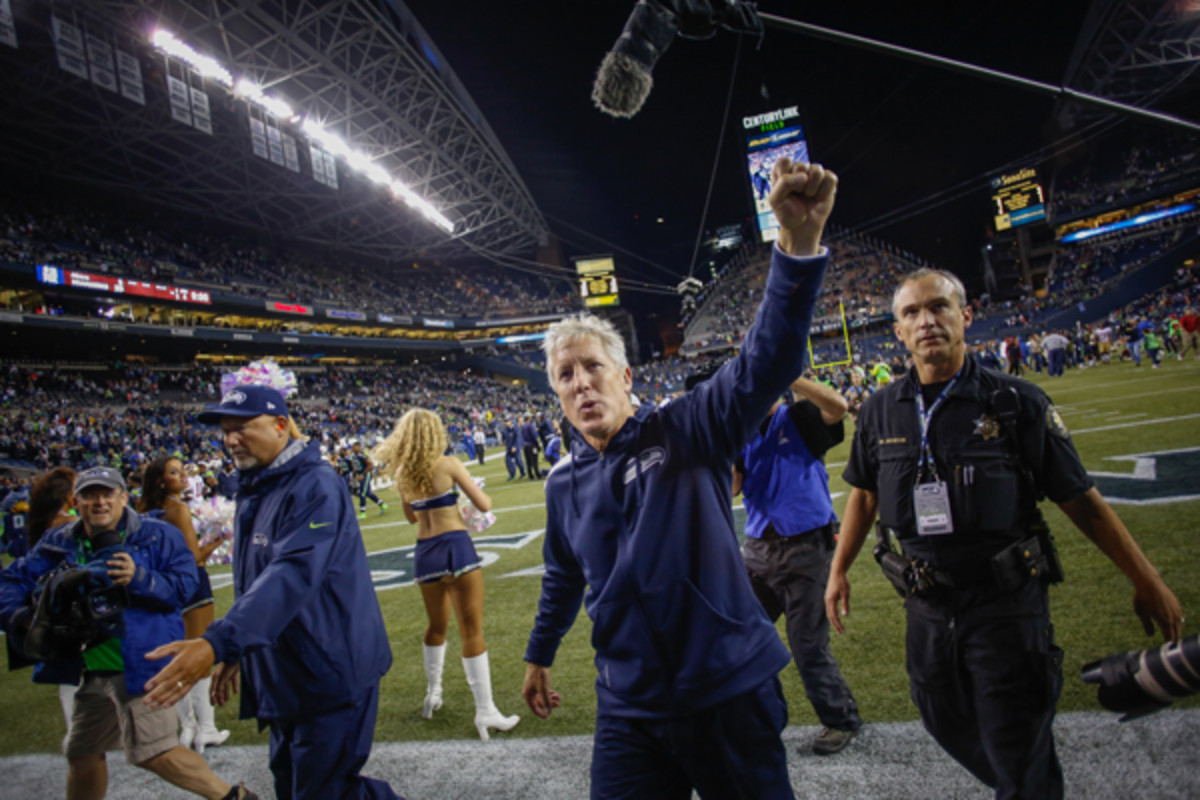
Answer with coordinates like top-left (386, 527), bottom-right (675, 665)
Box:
top-left (1072, 413), bottom-right (1200, 435)
top-left (1045, 366), bottom-right (1199, 395)
top-left (1057, 384), bottom-right (1198, 407)
top-left (1107, 494), bottom-right (1200, 506)
top-left (494, 503), bottom-right (547, 514)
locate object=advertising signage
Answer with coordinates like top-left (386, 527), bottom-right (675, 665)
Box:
top-left (36, 265), bottom-right (212, 305)
top-left (742, 106), bottom-right (810, 243)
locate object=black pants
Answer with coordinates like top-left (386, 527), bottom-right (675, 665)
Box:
top-left (744, 527), bottom-right (861, 732)
top-left (906, 581), bottom-right (1063, 800)
top-left (523, 444), bottom-right (542, 478)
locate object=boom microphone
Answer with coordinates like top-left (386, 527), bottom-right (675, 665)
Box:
top-left (592, 0), bottom-right (763, 119)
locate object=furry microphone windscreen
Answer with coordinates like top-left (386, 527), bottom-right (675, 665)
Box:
top-left (592, 50), bottom-right (654, 118)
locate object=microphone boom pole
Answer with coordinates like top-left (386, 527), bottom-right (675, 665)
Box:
top-left (757, 12), bottom-right (1200, 135)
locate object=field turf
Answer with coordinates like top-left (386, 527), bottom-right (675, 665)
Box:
top-left (1, 357), bottom-right (1197, 754)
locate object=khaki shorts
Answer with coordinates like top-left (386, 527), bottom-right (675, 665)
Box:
top-left (65, 672), bottom-right (178, 764)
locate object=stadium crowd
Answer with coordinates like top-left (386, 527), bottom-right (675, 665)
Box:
top-left (1, 199), bottom-right (578, 320)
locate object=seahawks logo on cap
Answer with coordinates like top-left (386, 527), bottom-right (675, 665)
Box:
top-left (222, 390), bottom-right (247, 405)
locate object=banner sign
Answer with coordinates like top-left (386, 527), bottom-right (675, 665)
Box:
top-left (167, 75), bottom-right (192, 125)
top-left (190, 86), bottom-right (212, 134)
top-left (51, 16), bottom-right (88, 79)
top-left (116, 49), bottom-right (144, 104)
top-left (85, 33), bottom-right (117, 92)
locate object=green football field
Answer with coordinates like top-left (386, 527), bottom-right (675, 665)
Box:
top-left (2, 357), bottom-right (1198, 754)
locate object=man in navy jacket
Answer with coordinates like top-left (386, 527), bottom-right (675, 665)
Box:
top-left (521, 159), bottom-right (837, 799)
top-left (143, 385), bottom-right (400, 800)
top-left (0, 467), bottom-right (255, 800)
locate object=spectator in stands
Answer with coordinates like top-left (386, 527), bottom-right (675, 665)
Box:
top-left (139, 456), bottom-right (232, 755)
top-left (373, 408), bottom-right (519, 741)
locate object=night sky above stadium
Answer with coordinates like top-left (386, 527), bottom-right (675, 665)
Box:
top-left (403, 0), bottom-right (1100, 308)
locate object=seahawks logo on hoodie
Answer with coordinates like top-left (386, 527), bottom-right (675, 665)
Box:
top-left (623, 447), bottom-right (667, 485)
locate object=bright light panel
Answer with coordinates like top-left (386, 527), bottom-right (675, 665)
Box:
top-left (150, 28), bottom-right (455, 235)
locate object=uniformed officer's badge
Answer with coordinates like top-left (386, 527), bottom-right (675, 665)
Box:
top-left (972, 415), bottom-right (1001, 440)
top-left (1046, 405), bottom-right (1070, 439)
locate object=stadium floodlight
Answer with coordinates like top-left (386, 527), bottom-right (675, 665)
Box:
top-left (234, 78), bottom-right (294, 120)
top-left (391, 182), bottom-right (454, 233)
top-left (301, 119), bottom-right (351, 158)
top-left (149, 30), bottom-right (455, 236)
top-left (150, 30), bottom-right (233, 87)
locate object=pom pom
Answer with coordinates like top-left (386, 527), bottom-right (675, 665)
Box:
top-left (221, 358), bottom-right (299, 398)
top-left (192, 496), bottom-right (237, 565)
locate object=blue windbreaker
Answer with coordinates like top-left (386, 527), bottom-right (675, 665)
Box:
top-left (0, 508), bottom-right (196, 696)
top-left (202, 439), bottom-right (392, 722)
top-left (525, 245), bottom-right (827, 717)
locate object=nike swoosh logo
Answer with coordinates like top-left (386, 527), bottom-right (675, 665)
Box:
top-left (309, 521), bottom-right (332, 529)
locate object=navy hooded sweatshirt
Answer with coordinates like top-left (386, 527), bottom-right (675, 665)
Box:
top-left (203, 439), bottom-right (392, 722)
top-left (526, 244), bottom-right (827, 717)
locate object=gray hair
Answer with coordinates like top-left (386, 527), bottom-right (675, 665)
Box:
top-left (542, 313), bottom-right (629, 375)
top-left (892, 268), bottom-right (968, 316)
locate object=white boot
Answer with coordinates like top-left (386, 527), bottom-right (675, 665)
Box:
top-left (190, 677), bottom-right (230, 755)
top-left (463, 651), bottom-right (519, 742)
top-left (422, 643), bottom-right (446, 719)
top-left (176, 685), bottom-right (196, 751)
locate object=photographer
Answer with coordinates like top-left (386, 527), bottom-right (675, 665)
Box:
top-left (0, 466), bottom-right (256, 800)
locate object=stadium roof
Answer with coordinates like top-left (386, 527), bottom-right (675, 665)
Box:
top-left (0, 0), bottom-right (550, 262)
top-left (1059, 0), bottom-right (1200, 128)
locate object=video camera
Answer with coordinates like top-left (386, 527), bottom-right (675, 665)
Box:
top-left (1081, 634), bottom-right (1200, 721)
top-left (19, 530), bottom-right (129, 662)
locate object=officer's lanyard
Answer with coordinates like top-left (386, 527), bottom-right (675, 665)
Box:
top-left (913, 369), bottom-right (962, 482)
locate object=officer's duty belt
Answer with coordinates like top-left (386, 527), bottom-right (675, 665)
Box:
top-left (876, 527), bottom-right (1054, 597)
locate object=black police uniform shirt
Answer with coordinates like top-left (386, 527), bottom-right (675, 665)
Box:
top-left (843, 355), bottom-right (1092, 571)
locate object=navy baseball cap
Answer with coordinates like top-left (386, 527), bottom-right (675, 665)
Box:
top-left (74, 466), bottom-right (127, 495)
top-left (198, 384), bottom-right (289, 425)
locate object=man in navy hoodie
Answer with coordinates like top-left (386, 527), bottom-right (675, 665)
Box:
top-left (141, 385), bottom-right (401, 800)
top-left (522, 158), bottom-right (836, 799)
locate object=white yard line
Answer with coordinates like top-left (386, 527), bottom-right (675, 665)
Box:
top-left (1072, 413), bottom-right (1200, 435)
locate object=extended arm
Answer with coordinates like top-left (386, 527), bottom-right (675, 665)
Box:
top-left (825, 487), bottom-right (879, 634)
top-left (790, 376), bottom-right (849, 425)
top-left (451, 458), bottom-right (492, 512)
top-left (1057, 488), bottom-right (1183, 641)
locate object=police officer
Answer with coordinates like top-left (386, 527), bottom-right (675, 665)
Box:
top-left (825, 268), bottom-right (1183, 800)
top-left (733, 374), bottom-right (863, 755)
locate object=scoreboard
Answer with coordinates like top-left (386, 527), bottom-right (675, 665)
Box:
top-left (574, 255), bottom-right (619, 308)
top-left (37, 265), bottom-right (212, 305)
top-left (991, 168), bottom-right (1046, 231)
